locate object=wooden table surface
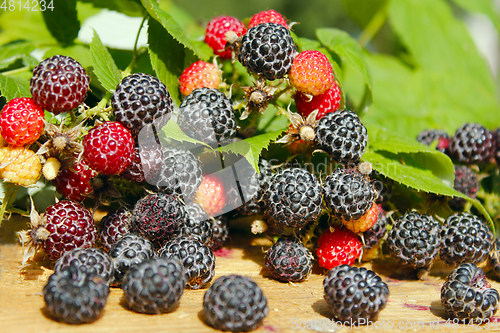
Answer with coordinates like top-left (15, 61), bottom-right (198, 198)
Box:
top-left (1, 217), bottom-right (500, 333)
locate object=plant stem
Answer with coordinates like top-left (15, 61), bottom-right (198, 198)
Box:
top-left (358, 2), bottom-right (389, 47)
top-left (273, 85), bottom-right (292, 101)
top-left (122, 15), bottom-right (148, 77)
top-left (77, 93), bottom-right (112, 122)
top-left (0, 183), bottom-right (15, 226)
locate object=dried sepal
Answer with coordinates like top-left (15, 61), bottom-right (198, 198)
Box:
top-left (241, 79), bottom-right (278, 120)
top-left (18, 198), bottom-right (49, 266)
top-left (37, 121), bottom-right (84, 168)
top-left (276, 109), bottom-right (319, 145)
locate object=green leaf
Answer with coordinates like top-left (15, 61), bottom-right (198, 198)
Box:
top-left (89, 31), bottom-right (122, 92)
top-left (161, 119), bottom-right (210, 148)
top-left (0, 10), bottom-right (56, 46)
top-left (316, 28), bottom-right (372, 111)
top-left (220, 130), bottom-right (285, 171)
top-left (452, 0), bottom-right (500, 35)
top-left (78, 0), bottom-right (144, 17)
top-left (368, 127), bottom-right (456, 185)
top-left (0, 73), bottom-right (31, 100)
top-left (41, 0), bottom-right (80, 47)
top-left (147, 18), bottom-right (184, 106)
top-left (361, 53), bottom-right (500, 137)
top-left (140, 0), bottom-right (213, 61)
top-left (44, 44), bottom-right (92, 68)
top-left (0, 42), bottom-right (35, 70)
top-left (363, 150), bottom-right (494, 230)
top-left (388, 0), bottom-right (496, 96)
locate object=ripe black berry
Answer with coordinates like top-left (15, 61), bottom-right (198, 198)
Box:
top-left (203, 275), bottom-right (268, 332)
top-left (386, 211), bottom-right (441, 270)
top-left (265, 237), bottom-right (313, 282)
top-left (108, 234), bottom-right (155, 286)
top-left (440, 213), bottom-right (494, 266)
top-left (178, 203), bottom-right (214, 247)
top-left (262, 167), bottom-right (323, 229)
top-left (178, 88), bottom-right (236, 145)
top-left (112, 73), bottom-right (173, 136)
top-left (155, 148), bottom-right (203, 199)
top-left (54, 248), bottom-right (114, 285)
top-left (210, 216), bottom-right (229, 251)
top-left (441, 263), bottom-right (499, 323)
top-left (98, 207), bottom-right (133, 251)
top-left (323, 168), bottom-right (377, 221)
top-left (314, 110), bottom-right (368, 165)
top-left (159, 236), bottom-right (215, 289)
top-left (238, 22), bottom-right (296, 80)
top-left (43, 266), bottom-right (109, 324)
top-left (131, 193), bottom-right (187, 243)
top-left (448, 123), bottom-right (495, 164)
top-left (30, 55), bottom-right (90, 114)
top-left (323, 265), bottom-right (389, 324)
top-left (122, 257), bottom-right (187, 314)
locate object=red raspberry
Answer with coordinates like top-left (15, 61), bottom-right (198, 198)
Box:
top-left (295, 83), bottom-right (341, 119)
top-left (248, 9), bottom-right (289, 29)
top-left (317, 227), bottom-right (362, 269)
top-left (0, 97), bottom-right (45, 146)
top-left (179, 61), bottom-right (221, 96)
top-left (53, 158), bottom-right (98, 201)
top-left (289, 50), bottom-right (335, 96)
top-left (205, 16), bottom-right (246, 59)
top-left (31, 200), bottom-right (96, 260)
top-left (82, 121), bottom-right (134, 175)
top-left (30, 55), bottom-right (90, 114)
top-left (195, 174), bottom-right (226, 217)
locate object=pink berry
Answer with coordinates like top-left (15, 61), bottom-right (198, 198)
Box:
top-left (82, 121), bottom-right (134, 175)
top-left (205, 16), bottom-right (246, 59)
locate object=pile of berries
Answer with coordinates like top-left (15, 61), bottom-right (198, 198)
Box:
top-left (2, 6), bottom-right (500, 329)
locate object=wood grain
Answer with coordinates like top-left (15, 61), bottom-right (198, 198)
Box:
top-left (2, 227), bottom-right (500, 333)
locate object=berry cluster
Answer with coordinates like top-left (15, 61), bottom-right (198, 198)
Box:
top-left (5, 6), bottom-right (500, 329)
